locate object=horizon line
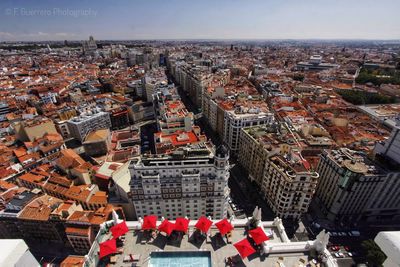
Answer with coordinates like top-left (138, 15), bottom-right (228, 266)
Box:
top-left (2, 37), bottom-right (400, 43)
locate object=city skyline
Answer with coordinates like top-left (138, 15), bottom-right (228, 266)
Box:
top-left (1, 1), bottom-right (400, 266)
top-left (1, 0), bottom-right (400, 41)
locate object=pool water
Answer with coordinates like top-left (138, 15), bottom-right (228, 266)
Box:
top-left (149, 251), bottom-right (212, 267)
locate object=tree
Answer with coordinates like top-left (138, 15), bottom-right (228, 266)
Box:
top-left (293, 74), bottom-right (305, 82)
top-left (361, 239), bottom-right (386, 267)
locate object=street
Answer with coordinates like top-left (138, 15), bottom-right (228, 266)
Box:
top-left (165, 70), bottom-right (307, 238)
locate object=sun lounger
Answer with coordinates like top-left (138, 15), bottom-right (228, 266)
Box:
top-left (132, 254), bottom-right (141, 261)
top-left (123, 255), bottom-right (131, 262)
top-left (110, 255), bottom-right (117, 263)
top-left (123, 254), bottom-right (141, 262)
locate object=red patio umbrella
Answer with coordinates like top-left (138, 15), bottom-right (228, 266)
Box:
top-left (110, 221), bottom-right (129, 238)
top-left (195, 216), bottom-right (213, 233)
top-left (174, 217), bottom-right (190, 233)
top-left (234, 238), bottom-right (256, 259)
top-left (248, 227), bottom-right (269, 245)
top-left (142, 215), bottom-right (157, 230)
top-left (158, 219), bottom-right (175, 236)
top-left (215, 218), bottom-right (234, 236)
top-left (99, 238), bottom-right (117, 259)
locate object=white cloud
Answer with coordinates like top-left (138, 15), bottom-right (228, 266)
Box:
top-left (0, 32), bottom-right (14, 37)
top-left (0, 32), bottom-right (78, 41)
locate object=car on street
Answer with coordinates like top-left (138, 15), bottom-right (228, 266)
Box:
top-left (330, 245), bottom-right (340, 251)
top-left (334, 252), bottom-right (345, 258)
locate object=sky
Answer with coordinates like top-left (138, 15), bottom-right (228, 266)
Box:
top-left (1, 0), bottom-right (400, 41)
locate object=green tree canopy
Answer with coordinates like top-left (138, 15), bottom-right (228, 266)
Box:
top-left (361, 239), bottom-right (386, 267)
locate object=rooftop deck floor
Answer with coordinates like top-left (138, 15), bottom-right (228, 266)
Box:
top-left (108, 225), bottom-right (314, 267)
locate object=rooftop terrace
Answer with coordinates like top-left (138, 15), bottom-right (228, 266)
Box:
top-left (84, 217), bottom-right (336, 267)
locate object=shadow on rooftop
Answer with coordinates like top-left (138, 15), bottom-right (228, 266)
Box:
top-left (188, 230), bottom-right (206, 249)
top-left (210, 233), bottom-right (227, 251)
top-left (166, 231), bottom-right (183, 248)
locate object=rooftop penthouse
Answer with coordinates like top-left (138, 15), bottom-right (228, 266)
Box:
top-left (107, 129), bottom-right (141, 163)
top-left (137, 142), bottom-right (216, 165)
top-left (325, 148), bottom-right (384, 176)
top-left (154, 126), bottom-right (207, 154)
top-left (157, 99), bottom-right (194, 134)
top-left (244, 124), bottom-right (306, 155)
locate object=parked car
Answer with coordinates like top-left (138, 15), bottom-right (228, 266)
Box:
top-left (330, 245), bottom-right (340, 251)
top-left (351, 231), bottom-right (361, 237)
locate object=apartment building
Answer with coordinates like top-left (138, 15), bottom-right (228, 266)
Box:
top-left (0, 188), bottom-right (121, 255)
top-left (128, 100), bottom-right (154, 123)
top-left (374, 116), bottom-right (400, 164)
top-left (64, 206), bottom-right (123, 255)
top-left (107, 106), bottom-right (130, 130)
top-left (129, 144), bottom-right (230, 220)
top-left (142, 68), bottom-right (169, 102)
top-left (202, 86), bottom-right (228, 137)
top-left (83, 129), bottom-right (111, 157)
top-left (156, 99), bottom-right (194, 134)
top-left (224, 105), bottom-right (274, 153)
top-left (362, 171), bottom-right (400, 225)
top-left (153, 85), bottom-right (194, 134)
top-left (14, 117), bottom-right (58, 142)
top-left (202, 78), bottom-right (274, 154)
top-left (239, 124), bottom-right (319, 219)
top-left (17, 170), bottom-right (107, 211)
top-left (172, 62), bottom-right (212, 107)
top-left (67, 111), bottom-right (111, 142)
top-left (314, 148), bottom-right (386, 223)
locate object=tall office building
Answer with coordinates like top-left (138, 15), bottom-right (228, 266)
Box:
top-left (314, 148), bottom-right (386, 223)
top-left (374, 115), bottom-right (400, 164)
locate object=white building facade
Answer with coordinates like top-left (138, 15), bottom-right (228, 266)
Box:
top-left (67, 111), bottom-right (112, 142)
top-left (129, 145), bottom-right (230, 220)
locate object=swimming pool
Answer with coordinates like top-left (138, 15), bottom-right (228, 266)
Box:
top-left (149, 251), bottom-right (212, 267)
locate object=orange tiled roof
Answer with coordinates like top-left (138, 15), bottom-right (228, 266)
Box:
top-left (60, 255), bottom-right (86, 267)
